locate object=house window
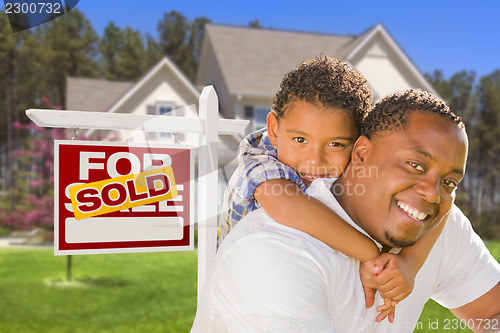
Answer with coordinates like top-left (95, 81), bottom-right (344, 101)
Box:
top-left (156, 102), bottom-right (177, 141)
top-left (244, 105), bottom-right (271, 131)
top-left (254, 107), bottom-right (270, 130)
top-left (157, 102), bottom-right (175, 116)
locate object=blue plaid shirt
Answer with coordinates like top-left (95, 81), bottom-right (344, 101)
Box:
top-left (219, 129), bottom-right (306, 242)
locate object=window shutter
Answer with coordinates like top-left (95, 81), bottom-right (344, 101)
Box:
top-left (244, 106), bottom-right (254, 119)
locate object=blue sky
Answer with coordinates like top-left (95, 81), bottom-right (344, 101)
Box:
top-left (4, 1), bottom-right (500, 79)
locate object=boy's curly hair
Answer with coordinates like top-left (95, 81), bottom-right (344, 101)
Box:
top-left (272, 56), bottom-right (373, 129)
top-left (361, 89), bottom-right (465, 139)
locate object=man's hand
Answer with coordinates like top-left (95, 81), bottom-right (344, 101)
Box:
top-left (360, 257), bottom-right (396, 322)
top-left (359, 259), bottom-right (379, 308)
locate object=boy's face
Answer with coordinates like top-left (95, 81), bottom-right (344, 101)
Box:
top-left (267, 100), bottom-right (358, 186)
top-left (339, 112), bottom-right (468, 248)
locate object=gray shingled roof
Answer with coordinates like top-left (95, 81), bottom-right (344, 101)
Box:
top-left (66, 77), bottom-right (134, 111)
top-left (204, 24), bottom-right (362, 96)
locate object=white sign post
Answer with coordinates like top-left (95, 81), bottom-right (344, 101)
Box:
top-left (26, 86), bottom-right (249, 300)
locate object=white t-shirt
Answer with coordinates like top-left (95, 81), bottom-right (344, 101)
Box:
top-left (191, 178), bottom-right (500, 332)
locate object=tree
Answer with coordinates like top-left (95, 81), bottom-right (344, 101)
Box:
top-left (248, 19), bottom-right (263, 28)
top-left (426, 69), bottom-right (500, 239)
top-left (157, 10), bottom-right (210, 82)
top-left (39, 8), bottom-right (99, 107)
top-left (116, 27), bottom-right (146, 80)
top-left (0, 13), bottom-right (17, 207)
top-left (99, 23), bottom-right (148, 81)
top-left (186, 17), bottom-right (210, 76)
top-left (425, 70), bottom-right (451, 100)
top-left (475, 70), bottom-right (500, 238)
top-left (0, 9), bottom-right (98, 213)
top-left (0, 14), bottom-right (45, 209)
top-left (99, 22), bottom-right (122, 80)
top-left (144, 32), bottom-right (162, 71)
top-left (426, 70), bottom-right (478, 213)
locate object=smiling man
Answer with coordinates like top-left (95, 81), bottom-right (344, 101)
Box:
top-left (191, 89), bottom-right (500, 333)
top-left (339, 92), bottom-right (469, 251)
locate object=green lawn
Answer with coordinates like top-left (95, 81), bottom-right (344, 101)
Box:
top-left (0, 241), bottom-right (498, 333)
top-left (0, 248), bottom-right (198, 333)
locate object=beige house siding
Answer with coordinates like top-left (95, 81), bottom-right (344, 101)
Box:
top-left (111, 65), bottom-right (200, 145)
top-left (347, 24), bottom-right (436, 99)
top-left (352, 40), bottom-right (415, 100)
top-left (116, 67), bottom-right (197, 116)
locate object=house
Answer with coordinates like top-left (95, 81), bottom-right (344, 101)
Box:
top-left (66, 57), bottom-right (242, 210)
top-left (196, 23), bottom-right (436, 133)
top-left (67, 22), bottom-right (437, 153)
top-left (66, 57), bottom-right (241, 166)
top-left (65, 22), bottom-right (437, 211)
top-left (68, 57), bottom-right (202, 145)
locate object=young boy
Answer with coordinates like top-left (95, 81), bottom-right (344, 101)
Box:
top-left (220, 56), bottom-right (448, 322)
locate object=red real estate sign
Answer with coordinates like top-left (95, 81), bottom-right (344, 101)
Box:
top-left (54, 141), bottom-right (194, 255)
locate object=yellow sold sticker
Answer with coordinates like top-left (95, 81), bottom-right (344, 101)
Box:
top-left (69, 167), bottom-right (177, 220)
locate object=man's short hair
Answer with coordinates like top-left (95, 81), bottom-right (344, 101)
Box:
top-left (361, 89), bottom-right (465, 139)
top-left (272, 55), bottom-right (373, 129)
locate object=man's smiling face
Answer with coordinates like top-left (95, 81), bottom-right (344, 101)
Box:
top-left (339, 111), bottom-right (468, 249)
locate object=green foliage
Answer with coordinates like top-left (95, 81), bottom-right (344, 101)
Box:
top-left (38, 8), bottom-right (99, 106)
top-left (144, 32), bottom-right (162, 71)
top-left (0, 13), bottom-right (44, 211)
top-left (486, 239), bottom-right (500, 259)
top-left (99, 21), bottom-right (122, 79)
top-left (248, 19), bottom-right (263, 28)
top-left (0, 226), bottom-right (11, 237)
top-left (99, 22), bottom-right (156, 81)
top-left (0, 123), bottom-right (65, 229)
top-left (0, 8), bottom-right (211, 231)
top-left (157, 10), bottom-right (210, 82)
top-left (426, 70), bottom-right (500, 240)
